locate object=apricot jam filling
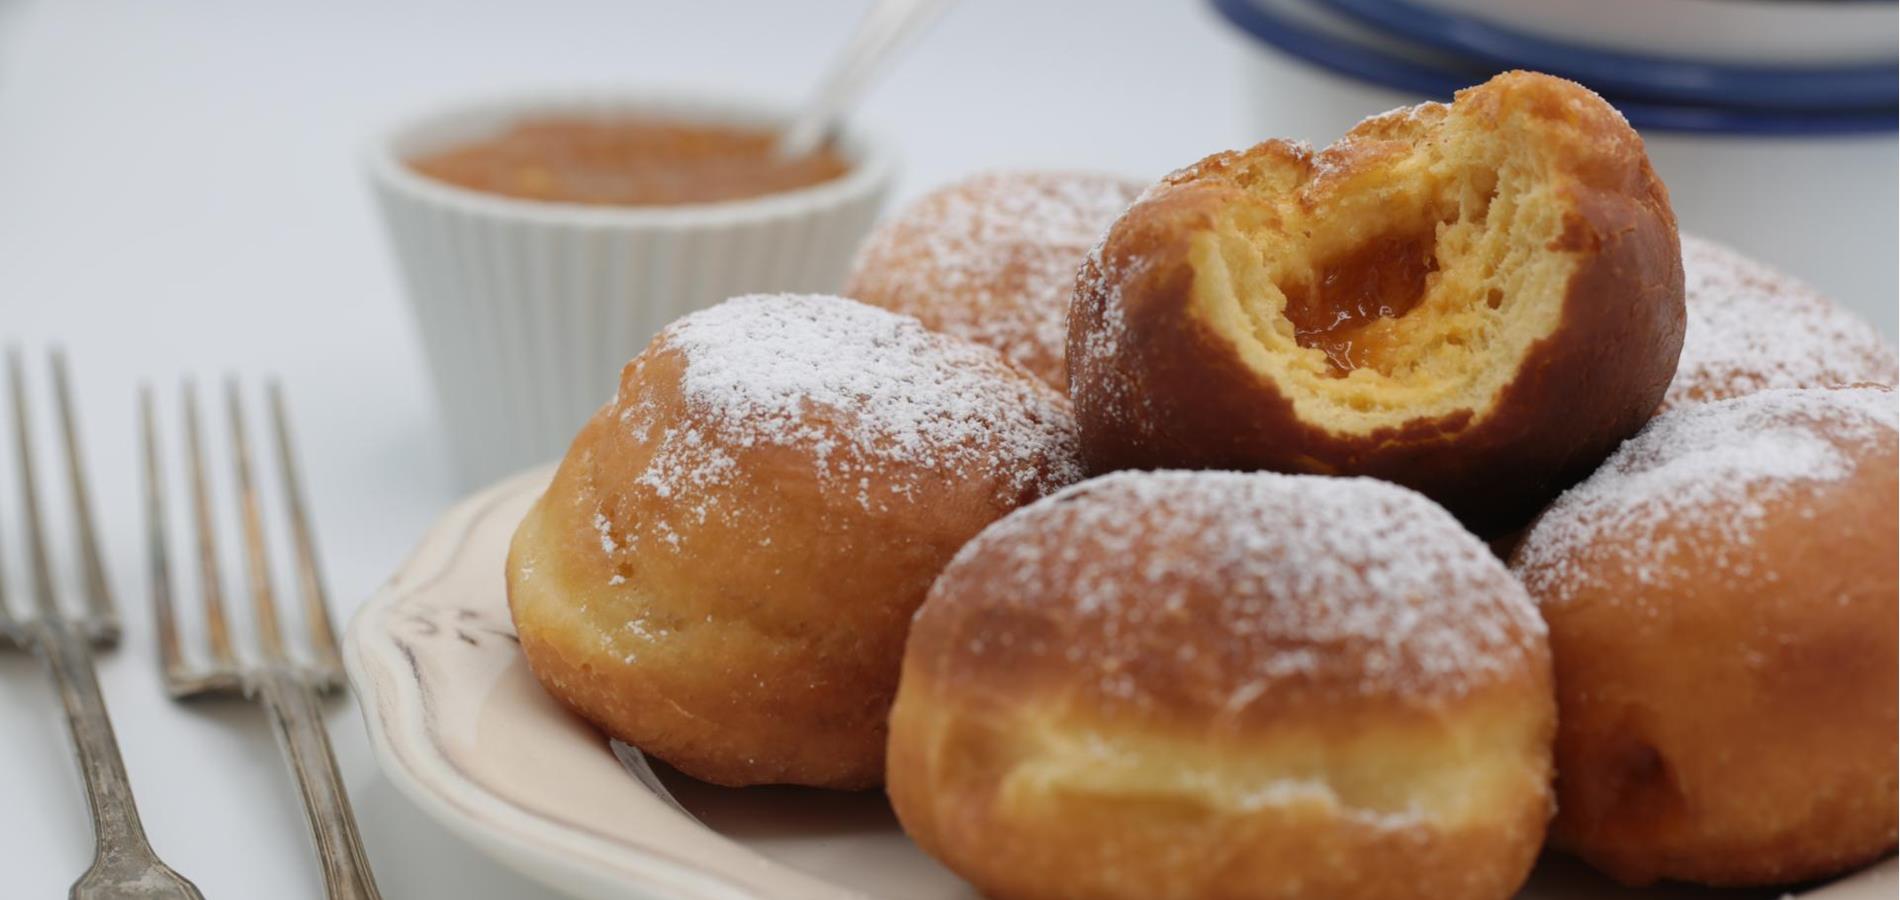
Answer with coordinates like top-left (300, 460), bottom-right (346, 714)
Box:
top-left (1281, 229), bottom-right (1440, 376)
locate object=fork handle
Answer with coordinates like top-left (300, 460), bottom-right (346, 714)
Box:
top-left (33, 620), bottom-right (201, 897)
top-left (255, 670), bottom-right (382, 900)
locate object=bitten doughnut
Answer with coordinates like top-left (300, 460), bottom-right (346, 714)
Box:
top-left (1661, 234), bottom-right (1897, 412)
top-left (1512, 386), bottom-right (1898, 886)
top-left (507, 294), bottom-right (1081, 789)
top-left (1069, 71), bottom-right (1683, 530)
top-left (845, 170), bottom-right (1147, 390)
top-left (888, 470), bottom-right (1555, 900)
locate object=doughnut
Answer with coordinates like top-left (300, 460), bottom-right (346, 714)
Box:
top-left (1512, 386), bottom-right (1898, 886)
top-left (887, 470), bottom-right (1555, 900)
top-left (1068, 71), bottom-right (1683, 531)
top-left (845, 170), bottom-right (1147, 390)
top-left (506, 294), bottom-right (1082, 789)
top-left (1661, 234), bottom-right (1897, 412)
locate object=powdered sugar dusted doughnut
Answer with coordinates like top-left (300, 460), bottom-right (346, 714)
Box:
top-left (507, 294), bottom-right (1082, 789)
top-left (845, 170), bottom-right (1147, 390)
top-left (1513, 386), bottom-right (1898, 886)
top-left (1662, 234), bottom-right (1897, 412)
top-left (888, 470), bottom-right (1554, 900)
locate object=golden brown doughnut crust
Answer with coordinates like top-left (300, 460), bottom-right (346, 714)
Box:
top-left (1513, 386), bottom-right (1899, 886)
top-left (507, 294), bottom-right (1081, 789)
top-left (845, 170), bottom-right (1147, 390)
top-left (1068, 71), bottom-right (1683, 532)
top-left (888, 471), bottom-right (1555, 900)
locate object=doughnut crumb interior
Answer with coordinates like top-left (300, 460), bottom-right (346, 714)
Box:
top-left (1203, 98), bottom-right (1578, 427)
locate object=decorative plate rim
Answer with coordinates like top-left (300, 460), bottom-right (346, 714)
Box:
top-left (343, 467), bottom-right (764, 900)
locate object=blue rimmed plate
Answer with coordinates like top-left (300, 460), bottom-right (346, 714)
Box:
top-left (1365, 0), bottom-right (1896, 67)
top-left (1313, 0), bottom-right (1897, 111)
top-left (1211, 0), bottom-right (1898, 134)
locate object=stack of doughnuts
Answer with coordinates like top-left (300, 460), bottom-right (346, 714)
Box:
top-left (506, 68), bottom-right (1897, 900)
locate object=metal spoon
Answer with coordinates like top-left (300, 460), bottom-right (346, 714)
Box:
top-left (775, 0), bottom-right (957, 159)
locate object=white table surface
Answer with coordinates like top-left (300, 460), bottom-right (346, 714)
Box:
top-left (0, 1), bottom-right (1889, 897)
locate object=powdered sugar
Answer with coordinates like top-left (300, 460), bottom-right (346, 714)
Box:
top-left (1515, 387), bottom-right (1897, 605)
top-left (591, 511), bottom-right (619, 555)
top-left (1664, 234), bottom-right (1897, 411)
top-left (609, 294), bottom-right (1081, 551)
top-left (937, 470), bottom-right (1544, 701)
top-left (847, 171), bottom-right (1145, 386)
top-left (1068, 226), bottom-right (1158, 438)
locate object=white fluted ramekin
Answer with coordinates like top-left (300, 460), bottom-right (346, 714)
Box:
top-left (368, 90), bottom-right (895, 487)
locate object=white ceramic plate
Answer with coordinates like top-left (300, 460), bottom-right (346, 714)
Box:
top-left (345, 469), bottom-right (1898, 900)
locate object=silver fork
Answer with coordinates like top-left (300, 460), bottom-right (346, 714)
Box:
top-left (141, 378), bottom-right (381, 900)
top-left (1, 349), bottom-right (202, 900)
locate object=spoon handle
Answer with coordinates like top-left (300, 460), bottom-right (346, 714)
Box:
top-left (777, 0), bottom-right (956, 158)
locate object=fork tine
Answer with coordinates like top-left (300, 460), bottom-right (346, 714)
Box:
top-left (52, 348), bottom-right (118, 642)
top-left (182, 380), bottom-right (238, 671)
top-left (0, 365), bottom-right (15, 644)
top-left (141, 385), bottom-right (190, 691)
top-left (267, 381), bottom-right (343, 685)
top-left (162, 374), bottom-right (376, 896)
top-left (8, 347), bottom-right (61, 620)
top-left (226, 377), bottom-right (288, 664)
top-left (0, 517), bottom-right (12, 643)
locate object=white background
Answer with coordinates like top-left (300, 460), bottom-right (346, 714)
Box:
top-left (0, 1), bottom-right (1891, 897)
